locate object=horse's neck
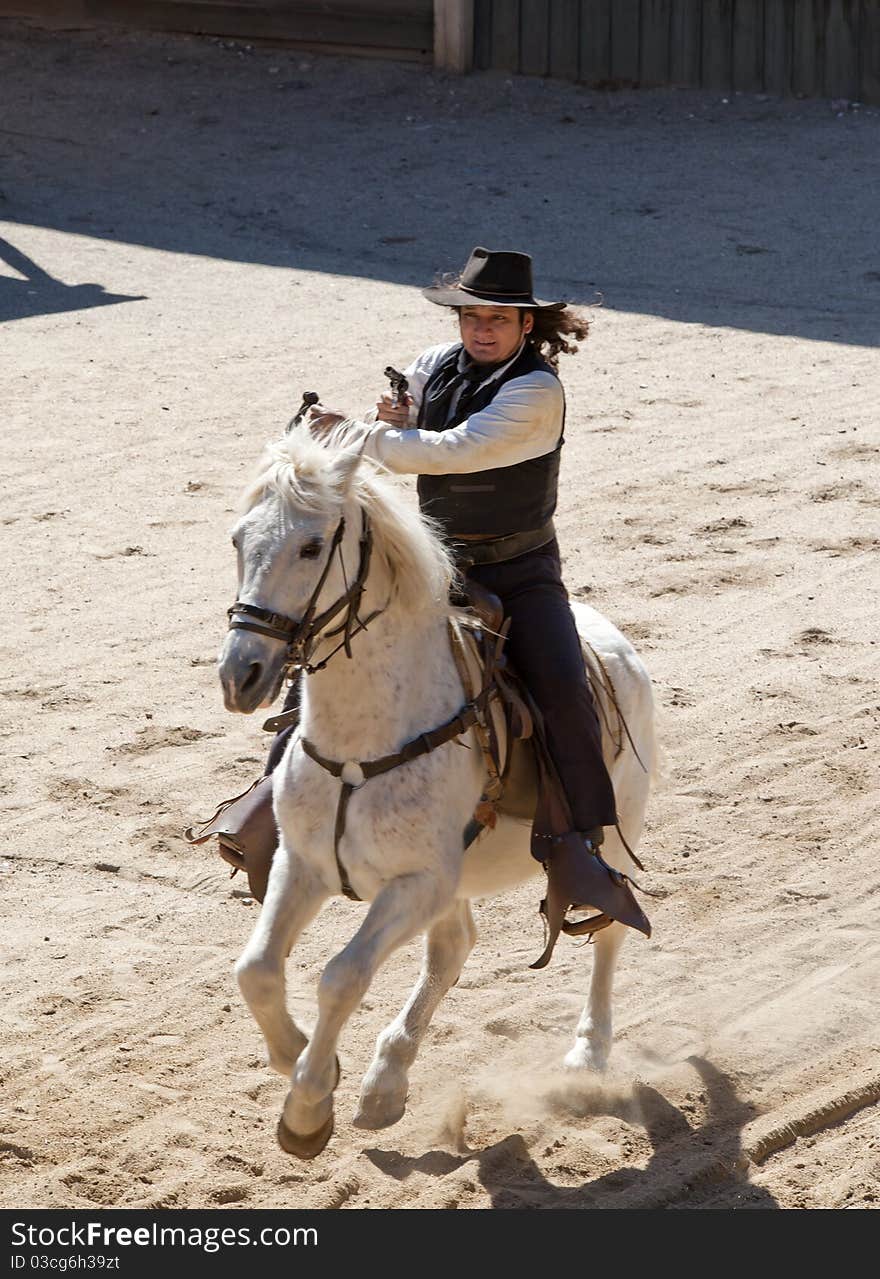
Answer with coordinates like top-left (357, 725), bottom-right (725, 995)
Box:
top-left (300, 598), bottom-right (462, 758)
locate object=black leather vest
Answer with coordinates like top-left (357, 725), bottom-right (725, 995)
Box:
top-left (416, 343), bottom-right (564, 539)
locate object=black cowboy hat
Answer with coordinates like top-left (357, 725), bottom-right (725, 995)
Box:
top-left (423, 246), bottom-right (565, 310)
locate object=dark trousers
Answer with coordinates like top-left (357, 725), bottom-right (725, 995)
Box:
top-left (266, 539), bottom-right (617, 832)
top-left (465, 539), bottom-right (617, 832)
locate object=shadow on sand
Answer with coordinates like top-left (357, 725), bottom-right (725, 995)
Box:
top-left (0, 237), bottom-right (145, 323)
top-left (365, 1056), bottom-right (778, 1209)
top-left (1, 28), bottom-right (878, 345)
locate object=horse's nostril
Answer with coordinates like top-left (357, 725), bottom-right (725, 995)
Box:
top-left (240, 663), bottom-right (262, 696)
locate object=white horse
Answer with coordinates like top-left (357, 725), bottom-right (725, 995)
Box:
top-left (217, 427), bottom-right (655, 1158)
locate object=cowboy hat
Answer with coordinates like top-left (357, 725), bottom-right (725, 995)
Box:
top-left (422, 246), bottom-right (565, 310)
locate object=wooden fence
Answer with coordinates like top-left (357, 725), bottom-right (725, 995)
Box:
top-left (474, 0), bottom-right (880, 102)
top-left (1, 0), bottom-right (435, 60)
top-left (3, 1), bottom-right (877, 99)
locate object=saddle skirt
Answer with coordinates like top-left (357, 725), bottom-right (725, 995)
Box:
top-left (447, 607), bottom-right (534, 827)
top-left (450, 584), bottom-right (632, 834)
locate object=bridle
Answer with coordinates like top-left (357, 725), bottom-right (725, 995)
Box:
top-left (226, 509), bottom-right (384, 675)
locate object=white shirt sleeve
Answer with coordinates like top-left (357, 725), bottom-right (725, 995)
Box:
top-left (351, 370), bottom-right (563, 476)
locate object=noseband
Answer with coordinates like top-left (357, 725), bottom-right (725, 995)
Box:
top-left (227, 511), bottom-right (381, 674)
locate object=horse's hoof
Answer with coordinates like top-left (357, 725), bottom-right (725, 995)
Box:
top-left (563, 1042), bottom-right (609, 1073)
top-left (352, 1095), bottom-right (407, 1131)
top-left (277, 1112), bottom-right (334, 1159)
top-left (276, 1055), bottom-right (341, 1159)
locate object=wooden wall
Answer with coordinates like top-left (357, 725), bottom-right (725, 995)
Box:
top-left (4, 0), bottom-right (876, 98)
top-left (474, 0), bottom-right (880, 102)
top-left (1, 0), bottom-right (435, 60)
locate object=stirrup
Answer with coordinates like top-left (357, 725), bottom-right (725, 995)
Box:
top-left (530, 830), bottom-right (651, 969)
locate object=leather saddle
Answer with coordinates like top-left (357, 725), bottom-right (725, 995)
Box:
top-left (450, 584), bottom-right (650, 967)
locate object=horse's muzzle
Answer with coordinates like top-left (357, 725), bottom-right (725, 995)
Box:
top-left (218, 632), bottom-right (286, 713)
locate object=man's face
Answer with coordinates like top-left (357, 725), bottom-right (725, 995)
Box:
top-left (458, 305), bottom-right (534, 365)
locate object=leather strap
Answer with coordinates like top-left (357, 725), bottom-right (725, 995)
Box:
top-left (333, 784), bottom-right (359, 901)
top-left (226, 605), bottom-right (301, 643)
top-left (262, 707), bottom-right (301, 733)
top-left (301, 696), bottom-right (489, 784)
top-left (449, 520), bottom-right (555, 566)
top-left (300, 683), bottom-right (495, 900)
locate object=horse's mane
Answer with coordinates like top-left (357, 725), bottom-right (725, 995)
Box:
top-left (242, 427), bottom-right (455, 614)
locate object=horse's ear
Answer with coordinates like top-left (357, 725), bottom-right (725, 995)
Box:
top-left (329, 446), bottom-right (362, 492)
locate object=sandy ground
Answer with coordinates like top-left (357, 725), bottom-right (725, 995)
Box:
top-left (1, 21), bottom-right (879, 1211)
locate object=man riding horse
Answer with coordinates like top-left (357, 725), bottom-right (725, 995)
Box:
top-left (194, 246), bottom-right (647, 950)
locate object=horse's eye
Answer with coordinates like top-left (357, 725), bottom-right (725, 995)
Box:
top-left (300, 539), bottom-right (324, 560)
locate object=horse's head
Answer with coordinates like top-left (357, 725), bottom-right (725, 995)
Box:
top-left (218, 432), bottom-right (364, 713)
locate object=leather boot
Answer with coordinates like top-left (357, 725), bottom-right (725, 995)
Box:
top-left (530, 828), bottom-right (651, 969)
top-left (185, 775), bottom-right (277, 903)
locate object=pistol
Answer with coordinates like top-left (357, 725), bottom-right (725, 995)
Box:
top-left (384, 365), bottom-right (409, 409)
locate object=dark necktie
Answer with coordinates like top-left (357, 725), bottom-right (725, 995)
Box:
top-left (421, 359), bottom-right (500, 430)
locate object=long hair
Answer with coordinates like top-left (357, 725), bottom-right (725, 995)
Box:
top-left (525, 305), bottom-right (591, 371)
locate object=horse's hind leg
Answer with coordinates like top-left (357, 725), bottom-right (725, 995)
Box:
top-left (563, 919), bottom-right (627, 1072)
top-left (280, 871), bottom-right (452, 1158)
top-left (354, 900), bottom-right (476, 1131)
top-left (235, 850), bottom-right (327, 1077)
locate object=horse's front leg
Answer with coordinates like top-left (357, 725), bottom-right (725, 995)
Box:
top-left (563, 920), bottom-right (627, 1072)
top-left (279, 870), bottom-right (453, 1158)
top-left (235, 848), bottom-right (328, 1078)
top-left (354, 900), bottom-right (476, 1130)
